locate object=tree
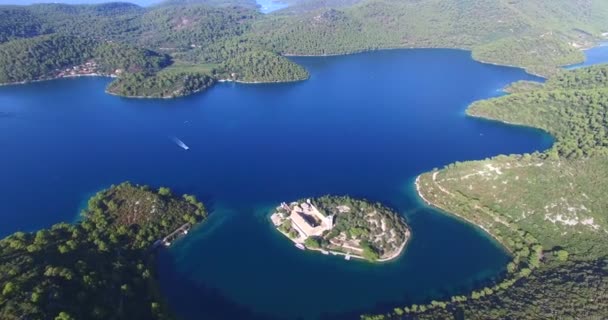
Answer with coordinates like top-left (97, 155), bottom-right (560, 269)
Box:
top-left (158, 187), bottom-right (172, 197)
top-left (556, 250), bottom-right (569, 261)
top-left (304, 237), bottom-right (321, 248)
top-left (2, 282), bottom-right (16, 296)
top-left (55, 312), bottom-right (75, 320)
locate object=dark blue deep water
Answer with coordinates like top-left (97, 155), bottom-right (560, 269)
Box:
top-left (0, 49), bottom-right (553, 319)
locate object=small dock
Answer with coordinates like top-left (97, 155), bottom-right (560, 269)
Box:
top-left (152, 223), bottom-right (191, 249)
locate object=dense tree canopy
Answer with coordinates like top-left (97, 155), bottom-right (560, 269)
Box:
top-left (1, 0), bottom-right (608, 97)
top-left (0, 182), bottom-right (206, 320)
top-left (0, 34), bottom-right (170, 83)
top-left (107, 71), bottom-right (215, 98)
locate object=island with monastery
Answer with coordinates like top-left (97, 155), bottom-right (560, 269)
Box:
top-left (271, 196), bottom-right (410, 262)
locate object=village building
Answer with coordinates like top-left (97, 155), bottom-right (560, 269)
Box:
top-left (281, 200), bottom-right (334, 239)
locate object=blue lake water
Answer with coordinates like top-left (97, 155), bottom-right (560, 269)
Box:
top-left (0, 49), bottom-right (553, 319)
top-left (566, 43), bottom-right (608, 69)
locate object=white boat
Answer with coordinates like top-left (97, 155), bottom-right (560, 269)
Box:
top-left (345, 254), bottom-right (351, 260)
top-left (171, 136), bottom-right (190, 150)
top-left (295, 243), bottom-right (306, 250)
top-left (321, 250), bottom-right (329, 255)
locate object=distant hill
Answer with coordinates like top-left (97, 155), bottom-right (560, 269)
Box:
top-left (0, 0), bottom-right (159, 5)
top-left (157, 0), bottom-right (257, 8)
top-left (1, 0), bottom-right (608, 95)
top-left (251, 0), bottom-right (608, 75)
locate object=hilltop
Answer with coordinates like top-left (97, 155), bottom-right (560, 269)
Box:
top-left (1, 0), bottom-right (608, 97)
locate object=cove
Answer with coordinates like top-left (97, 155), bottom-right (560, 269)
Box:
top-left (0, 49), bottom-right (552, 319)
top-left (566, 43), bottom-right (608, 69)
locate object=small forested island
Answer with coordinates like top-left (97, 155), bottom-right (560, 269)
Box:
top-left (271, 196), bottom-right (410, 262)
top-left (106, 71), bottom-right (216, 98)
top-left (0, 182), bottom-right (206, 320)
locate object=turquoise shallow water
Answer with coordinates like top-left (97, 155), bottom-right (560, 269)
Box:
top-left (0, 49), bottom-right (554, 319)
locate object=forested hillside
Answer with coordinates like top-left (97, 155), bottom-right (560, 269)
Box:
top-left (0, 2), bottom-right (306, 96)
top-left (362, 65), bottom-right (608, 320)
top-left (1, 0), bottom-right (608, 96)
top-left (137, 5), bottom-right (257, 50)
top-left (0, 34), bottom-right (169, 83)
top-left (220, 50), bottom-right (309, 82)
top-left (0, 6), bottom-right (50, 42)
top-left (159, 0), bottom-right (258, 9)
top-left (107, 70), bottom-right (215, 98)
top-left (0, 183), bottom-right (207, 320)
top-left (252, 0), bottom-right (608, 75)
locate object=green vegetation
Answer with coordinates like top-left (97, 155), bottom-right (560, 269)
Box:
top-left (0, 182), bottom-right (206, 320)
top-left (313, 196), bottom-right (410, 261)
top-left (159, 0), bottom-right (258, 9)
top-left (0, 6), bottom-right (50, 43)
top-left (471, 34), bottom-right (585, 76)
top-left (362, 65), bottom-right (608, 319)
top-left (137, 5), bottom-right (257, 51)
top-left (0, 34), bottom-right (169, 84)
top-left (3, 0), bottom-right (608, 97)
top-left (273, 196), bottom-right (410, 261)
top-left (304, 236), bottom-right (322, 248)
top-left (469, 66), bottom-right (608, 158)
top-left (502, 80), bottom-right (544, 94)
top-left (107, 71), bottom-right (215, 98)
top-left (0, 2), bottom-right (306, 97)
top-left (219, 50), bottom-right (308, 82)
top-left (252, 0), bottom-right (608, 76)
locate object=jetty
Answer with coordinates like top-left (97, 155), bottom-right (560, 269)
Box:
top-left (152, 223), bottom-right (191, 249)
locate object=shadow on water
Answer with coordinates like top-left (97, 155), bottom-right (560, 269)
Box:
top-left (156, 249), bottom-right (285, 320)
top-left (314, 272), bottom-right (504, 320)
top-left (0, 49), bottom-right (558, 319)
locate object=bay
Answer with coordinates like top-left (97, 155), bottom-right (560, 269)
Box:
top-left (0, 49), bottom-right (552, 319)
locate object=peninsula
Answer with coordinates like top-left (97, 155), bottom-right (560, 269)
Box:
top-left (0, 182), bottom-right (207, 320)
top-left (363, 65), bottom-right (608, 320)
top-left (2, 0), bottom-right (607, 98)
top-left (270, 196), bottom-right (410, 262)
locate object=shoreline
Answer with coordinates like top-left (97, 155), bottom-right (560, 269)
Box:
top-left (466, 110), bottom-right (555, 149)
top-left (283, 46), bottom-right (549, 77)
top-left (271, 212), bottom-right (410, 263)
top-left (414, 175), bottom-right (513, 254)
top-left (275, 226), bottom-right (410, 263)
top-left (282, 40), bottom-right (603, 79)
top-left (108, 75), bottom-right (308, 99)
top-left (3, 40), bottom-right (600, 96)
top-left (0, 73), bottom-right (116, 87)
top-left (105, 81), bottom-right (215, 100)
top-left (217, 75), bottom-right (309, 84)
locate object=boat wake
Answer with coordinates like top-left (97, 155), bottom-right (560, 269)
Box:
top-left (170, 136), bottom-right (190, 150)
